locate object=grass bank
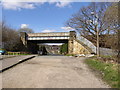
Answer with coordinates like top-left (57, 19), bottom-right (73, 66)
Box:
top-left (85, 56), bottom-right (119, 88)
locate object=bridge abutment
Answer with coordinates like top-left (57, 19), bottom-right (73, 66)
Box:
top-left (68, 31), bottom-right (76, 54)
top-left (20, 32), bottom-right (39, 53)
top-left (68, 31), bottom-right (90, 55)
top-left (20, 32), bottom-right (28, 47)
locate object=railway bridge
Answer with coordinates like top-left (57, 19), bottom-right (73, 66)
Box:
top-left (20, 31), bottom-right (96, 54)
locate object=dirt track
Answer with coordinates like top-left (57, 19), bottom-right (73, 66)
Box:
top-left (2, 56), bottom-right (109, 88)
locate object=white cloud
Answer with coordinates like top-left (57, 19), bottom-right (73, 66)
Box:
top-left (2, 0), bottom-right (73, 10)
top-left (56, 2), bottom-right (70, 8)
top-left (2, 2), bottom-right (36, 10)
top-left (41, 29), bottom-right (56, 33)
top-left (61, 26), bottom-right (74, 31)
top-left (21, 24), bottom-right (29, 28)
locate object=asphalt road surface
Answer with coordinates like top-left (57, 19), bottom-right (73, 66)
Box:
top-left (0, 55), bottom-right (36, 71)
top-left (2, 56), bottom-right (109, 88)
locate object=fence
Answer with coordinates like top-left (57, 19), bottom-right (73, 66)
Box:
top-left (99, 48), bottom-right (117, 56)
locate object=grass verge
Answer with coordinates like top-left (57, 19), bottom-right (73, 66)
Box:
top-left (65, 54), bottom-right (74, 56)
top-left (85, 57), bottom-right (119, 88)
top-left (7, 53), bottom-right (32, 55)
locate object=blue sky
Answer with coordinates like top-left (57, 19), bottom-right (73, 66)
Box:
top-left (2, 2), bottom-right (90, 33)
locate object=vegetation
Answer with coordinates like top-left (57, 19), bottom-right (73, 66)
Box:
top-left (60, 43), bottom-right (68, 54)
top-left (18, 27), bottom-right (34, 33)
top-left (0, 21), bottom-right (34, 53)
top-left (66, 2), bottom-right (119, 50)
top-left (1, 22), bottom-right (22, 51)
top-left (7, 52), bottom-right (31, 55)
top-left (65, 54), bottom-right (74, 56)
top-left (85, 57), bottom-right (118, 88)
top-left (0, 48), bottom-right (6, 51)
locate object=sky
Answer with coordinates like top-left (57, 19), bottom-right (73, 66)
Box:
top-left (1, 1), bottom-right (91, 33)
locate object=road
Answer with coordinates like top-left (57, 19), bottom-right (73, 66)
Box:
top-left (0, 55), bottom-right (36, 71)
top-left (1, 56), bottom-right (109, 88)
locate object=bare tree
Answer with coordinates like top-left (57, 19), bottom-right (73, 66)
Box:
top-left (102, 2), bottom-right (119, 49)
top-left (66, 2), bottom-right (112, 46)
top-left (0, 22), bottom-right (2, 48)
top-left (1, 21), bottom-right (25, 51)
top-left (18, 27), bottom-right (34, 33)
top-left (103, 3), bottom-right (118, 34)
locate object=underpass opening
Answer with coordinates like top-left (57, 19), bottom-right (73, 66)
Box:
top-left (37, 43), bottom-right (68, 56)
top-left (27, 39), bottom-right (68, 55)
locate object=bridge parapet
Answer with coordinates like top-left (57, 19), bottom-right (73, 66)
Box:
top-left (27, 32), bottom-right (70, 37)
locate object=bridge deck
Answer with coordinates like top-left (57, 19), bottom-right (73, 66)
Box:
top-left (28, 36), bottom-right (69, 40)
top-left (27, 32), bottom-right (70, 40)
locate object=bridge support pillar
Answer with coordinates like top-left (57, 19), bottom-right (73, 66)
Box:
top-left (68, 31), bottom-right (76, 54)
top-left (20, 32), bottom-right (28, 47)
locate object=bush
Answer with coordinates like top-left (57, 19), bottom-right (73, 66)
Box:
top-left (60, 43), bottom-right (68, 54)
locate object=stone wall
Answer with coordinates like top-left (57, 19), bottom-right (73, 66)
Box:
top-left (68, 31), bottom-right (75, 54)
top-left (20, 32), bottom-right (27, 46)
top-left (72, 39), bottom-right (90, 54)
top-left (68, 39), bottom-right (90, 55)
top-left (68, 31), bottom-right (90, 55)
